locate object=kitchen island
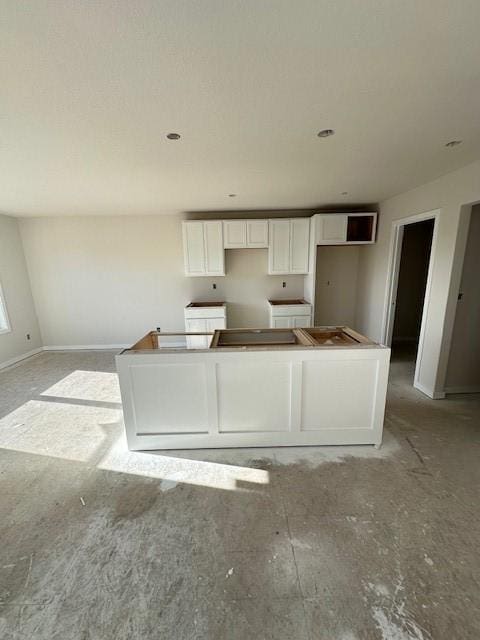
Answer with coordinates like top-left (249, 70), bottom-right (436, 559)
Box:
top-left (116, 327), bottom-right (390, 451)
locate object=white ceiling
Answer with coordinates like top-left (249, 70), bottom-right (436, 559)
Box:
top-left (2, 1), bottom-right (480, 217)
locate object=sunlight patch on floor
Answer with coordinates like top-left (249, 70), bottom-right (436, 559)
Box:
top-left (97, 438), bottom-right (270, 491)
top-left (40, 370), bottom-right (121, 403)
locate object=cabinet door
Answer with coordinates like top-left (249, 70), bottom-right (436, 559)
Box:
top-left (206, 317), bottom-right (226, 346)
top-left (246, 220), bottom-right (268, 248)
top-left (204, 221), bottom-right (225, 275)
top-left (271, 316), bottom-right (292, 328)
top-left (292, 315), bottom-right (312, 328)
top-left (290, 218), bottom-right (310, 273)
top-left (316, 214), bottom-right (347, 244)
top-left (183, 222), bottom-right (206, 275)
top-left (223, 220), bottom-right (246, 248)
top-left (268, 220), bottom-right (291, 274)
top-left (185, 319), bottom-right (208, 349)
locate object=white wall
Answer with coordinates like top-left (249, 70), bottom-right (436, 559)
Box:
top-left (0, 214), bottom-right (42, 366)
top-left (356, 160), bottom-right (480, 397)
top-left (314, 246), bottom-right (360, 326)
top-left (19, 215), bottom-right (304, 347)
top-left (445, 205), bottom-right (480, 392)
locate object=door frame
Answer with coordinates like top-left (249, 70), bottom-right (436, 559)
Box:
top-left (381, 209), bottom-right (439, 390)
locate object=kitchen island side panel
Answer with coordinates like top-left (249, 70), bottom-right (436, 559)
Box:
top-left (116, 347), bottom-right (390, 450)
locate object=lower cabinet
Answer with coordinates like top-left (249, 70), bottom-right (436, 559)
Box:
top-left (269, 303), bottom-right (313, 328)
top-left (185, 317), bottom-right (226, 348)
top-left (271, 315), bottom-right (312, 329)
top-left (184, 304), bottom-right (227, 348)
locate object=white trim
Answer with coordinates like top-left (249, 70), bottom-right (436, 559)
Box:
top-left (0, 281), bottom-right (11, 334)
top-left (0, 347), bottom-right (43, 371)
top-left (414, 381), bottom-right (445, 399)
top-left (413, 213), bottom-right (439, 391)
top-left (445, 385), bottom-right (480, 395)
top-left (43, 344), bottom-right (130, 351)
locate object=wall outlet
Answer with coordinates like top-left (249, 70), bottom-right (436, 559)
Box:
top-left (26, 333), bottom-right (31, 340)
top-left (212, 283), bottom-right (216, 289)
top-left (156, 327), bottom-right (161, 332)
top-left (282, 281), bottom-right (286, 288)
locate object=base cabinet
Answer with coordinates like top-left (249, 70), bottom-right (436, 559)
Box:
top-left (117, 343), bottom-right (391, 450)
top-left (185, 317), bottom-right (226, 348)
top-left (269, 303), bottom-right (313, 328)
top-left (184, 304), bottom-right (227, 348)
top-left (272, 315), bottom-right (312, 329)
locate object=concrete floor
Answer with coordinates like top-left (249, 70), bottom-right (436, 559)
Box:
top-left (0, 351), bottom-right (479, 639)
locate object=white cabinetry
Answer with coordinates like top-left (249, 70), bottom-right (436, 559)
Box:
top-left (315, 213), bottom-right (377, 245)
top-left (246, 220), bottom-right (269, 247)
top-left (268, 218), bottom-right (310, 275)
top-left (182, 221), bottom-right (225, 276)
top-left (223, 220), bottom-right (268, 249)
top-left (316, 214), bottom-right (348, 244)
top-left (269, 302), bottom-right (312, 328)
top-left (184, 303), bottom-right (227, 348)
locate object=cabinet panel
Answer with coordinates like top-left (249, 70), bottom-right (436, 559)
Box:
top-left (317, 215), bottom-right (347, 244)
top-left (290, 219), bottom-right (310, 273)
top-left (185, 318), bottom-right (209, 349)
top-left (271, 316), bottom-right (292, 328)
top-left (206, 317), bottom-right (226, 333)
top-left (204, 221), bottom-right (225, 275)
top-left (183, 222), bottom-right (206, 275)
top-left (223, 220), bottom-right (246, 248)
top-left (292, 315), bottom-right (312, 328)
top-left (268, 220), bottom-right (291, 274)
top-left (247, 220), bottom-right (268, 247)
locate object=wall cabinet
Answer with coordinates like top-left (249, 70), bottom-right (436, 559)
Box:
top-left (268, 218), bottom-right (310, 275)
top-left (316, 214), bottom-right (348, 244)
top-left (182, 221), bottom-right (225, 276)
top-left (315, 213), bottom-right (377, 245)
top-left (223, 219), bottom-right (268, 249)
top-left (183, 213), bottom-right (376, 277)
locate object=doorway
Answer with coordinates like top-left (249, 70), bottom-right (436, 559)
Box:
top-left (383, 212), bottom-right (437, 386)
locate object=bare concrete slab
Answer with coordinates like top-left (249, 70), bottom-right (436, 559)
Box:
top-left (0, 351), bottom-right (479, 639)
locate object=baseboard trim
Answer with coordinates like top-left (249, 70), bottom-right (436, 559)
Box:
top-left (43, 344), bottom-right (130, 351)
top-left (0, 347), bottom-right (44, 371)
top-left (445, 385), bottom-right (480, 395)
top-left (414, 381), bottom-right (446, 400)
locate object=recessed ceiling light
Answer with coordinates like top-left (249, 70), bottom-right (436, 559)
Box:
top-left (445, 140), bottom-right (462, 147)
top-left (166, 133), bottom-right (181, 140)
top-left (317, 129), bottom-right (335, 138)
top-left (228, 194), bottom-right (237, 197)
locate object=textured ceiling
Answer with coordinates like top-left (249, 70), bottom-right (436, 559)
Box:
top-left (2, 0), bottom-right (480, 216)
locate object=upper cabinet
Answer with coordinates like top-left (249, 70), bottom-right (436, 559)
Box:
top-left (268, 218), bottom-right (310, 275)
top-left (182, 221), bottom-right (225, 276)
top-left (223, 219), bottom-right (268, 249)
top-left (316, 214), bottom-right (347, 244)
top-left (182, 213), bottom-right (376, 276)
top-left (316, 213), bottom-right (377, 245)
